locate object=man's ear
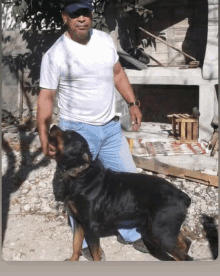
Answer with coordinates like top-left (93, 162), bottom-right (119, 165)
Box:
top-left (90, 10), bottom-right (93, 20)
top-left (61, 11), bottom-right (68, 24)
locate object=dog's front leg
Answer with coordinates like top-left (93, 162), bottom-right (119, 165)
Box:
top-left (68, 220), bottom-right (84, 261)
top-left (84, 226), bottom-right (102, 261)
top-left (66, 201), bottom-right (84, 261)
top-left (89, 242), bottom-right (102, 261)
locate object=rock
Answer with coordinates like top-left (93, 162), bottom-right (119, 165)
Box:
top-left (136, 167), bottom-right (143, 173)
top-left (38, 181), bottom-right (47, 188)
top-left (23, 204), bottom-right (30, 211)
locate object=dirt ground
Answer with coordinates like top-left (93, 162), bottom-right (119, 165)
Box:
top-left (1, 127), bottom-right (218, 262)
top-left (2, 213), bottom-right (215, 262)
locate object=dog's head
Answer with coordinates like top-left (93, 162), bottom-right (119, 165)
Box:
top-left (49, 125), bottom-right (93, 178)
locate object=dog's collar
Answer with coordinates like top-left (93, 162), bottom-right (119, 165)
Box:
top-left (62, 163), bottom-right (90, 178)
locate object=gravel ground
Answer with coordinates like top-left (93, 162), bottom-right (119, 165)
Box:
top-left (1, 129), bottom-right (219, 262)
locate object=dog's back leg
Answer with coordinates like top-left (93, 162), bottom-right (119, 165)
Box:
top-left (152, 206), bottom-right (193, 261)
top-left (141, 233), bottom-right (176, 261)
top-left (176, 231), bottom-right (192, 254)
top-left (141, 228), bottom-right (193, 261)
top-left (139, 222), bottom-right (176, 261)
top-left (170, 233), bottom-right (193, 261)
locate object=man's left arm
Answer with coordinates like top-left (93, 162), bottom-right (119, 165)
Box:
top-left (113, 62), bottom-right (142, 131)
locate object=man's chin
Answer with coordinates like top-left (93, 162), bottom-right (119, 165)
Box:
top-left (77, 28), bottom-right (89, 35)
top-left (76, 31), bottom-right (90, 41)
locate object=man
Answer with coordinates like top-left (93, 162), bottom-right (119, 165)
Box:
top-left (37, 0), bottom-right (148, 261)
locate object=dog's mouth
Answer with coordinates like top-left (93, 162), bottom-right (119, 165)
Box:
top-left (62, 163), bottom-right (90, 178)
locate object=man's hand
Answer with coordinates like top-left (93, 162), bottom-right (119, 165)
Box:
top-left (129, 105), bottom-right (142, 131)
top-left (47, 143), bottom-right (57, 158)
top-left (113, 62), bottom-right (142, 131)
top-left (41, 141), bottom-right (57, 158)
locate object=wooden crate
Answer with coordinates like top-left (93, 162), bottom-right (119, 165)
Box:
top-left (168, 114), bottom-right (199, 143)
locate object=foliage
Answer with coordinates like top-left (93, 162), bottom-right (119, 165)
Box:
top-left (9, 0), bottom-right (64, 30)
top-left (4, 0), bottom-right (152, 31)
top-left (2, 0), bottom-right (153, 91)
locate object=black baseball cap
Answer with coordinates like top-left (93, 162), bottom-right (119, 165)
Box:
top-left (63, 0), bottom-right (94, 13)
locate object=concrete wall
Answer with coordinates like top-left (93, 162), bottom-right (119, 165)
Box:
top-left (2, 29), bottom-right (62, 119)
top-left (2, 57), bottom-right (21, 117)
top-left (202, 0), bottom-right (218, 79)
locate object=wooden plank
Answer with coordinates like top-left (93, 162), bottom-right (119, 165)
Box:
top-left (186, 122), bottom-right (192, 140)
top-left (180, 122), bottom-right (186, 143)
top-left (193, 121), bottom-right (199, 141)
top-left (183, 113), bottom-right (191, 118)
top-left (133, 156), bottom-right (218, 187)
top-left (211, 140), bottom-right (218, 157)
top-left (181, 140), bottom-right (198, 144)
top-left (175, 118), bottom-right (198, 122)
top-left (181, 114), bottom-right (189, 118)
top-left (210, 132), bottom-right (218, 157)
top-left (178, 122), bottom-right (181, 136)
top-left (139, 154), bottom-right (218, 172)
top-left (209, 131), bottom-right (218, 149)
top-left (172, 117), bottom-right (177, 136)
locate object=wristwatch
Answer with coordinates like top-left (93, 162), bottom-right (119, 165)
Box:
top-left (128, 100), bottom-right (140, 108)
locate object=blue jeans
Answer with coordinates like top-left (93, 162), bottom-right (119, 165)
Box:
top-left (59, 117), bottom-right (141, 248)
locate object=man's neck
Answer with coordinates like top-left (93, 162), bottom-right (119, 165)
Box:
top-left (66, 30), bottom-right (91, 45)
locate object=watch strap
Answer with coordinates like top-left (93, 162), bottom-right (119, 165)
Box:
top-left (128, 100), bottom-right (140, 108)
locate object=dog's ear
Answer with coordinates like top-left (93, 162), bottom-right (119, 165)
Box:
top-left (50, 125), bottom-right (61, 133)
top-left (49, 125), bottom-right (64, 154)
top-left (82, 153), bottom-right (90, 163)
top-left (82, 152), bottom-right (94, 165)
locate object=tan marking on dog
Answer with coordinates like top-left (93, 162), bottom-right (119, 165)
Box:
top-left (69, 221), bottom-right (84, 261)
top-left (67, 200), bottom-right (78, 216)
top-left (56, 132), bottom-right (64, 153)
top-left (49, 125), bottom-right (64, 154)
top-left (89, 243), bottom-right (102, 261)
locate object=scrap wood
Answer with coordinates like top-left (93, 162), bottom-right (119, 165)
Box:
top-left (139, 27), bottom-right (199, 67)
top-left (209, 131), bottom-right (218, 157)
top-left (133, 156), bottom-right (218, 187)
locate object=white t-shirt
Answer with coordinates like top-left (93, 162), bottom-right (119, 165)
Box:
top-left (40, 28), bottom-right (119, 125)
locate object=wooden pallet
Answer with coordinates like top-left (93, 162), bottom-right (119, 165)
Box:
top-left (167, 113), bottom-right (199, 143)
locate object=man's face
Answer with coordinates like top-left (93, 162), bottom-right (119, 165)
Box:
top-left (62, 8), bottom-right (93, 41)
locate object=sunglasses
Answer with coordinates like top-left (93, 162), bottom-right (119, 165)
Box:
top-left (67, 8), bottom-right (92, 19)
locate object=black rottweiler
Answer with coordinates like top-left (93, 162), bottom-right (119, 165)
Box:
top-left (49, 125), bottom-right (193, 261)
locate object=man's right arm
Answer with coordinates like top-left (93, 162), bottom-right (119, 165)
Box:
top-left (37, 88), bottom-right (56, 157)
